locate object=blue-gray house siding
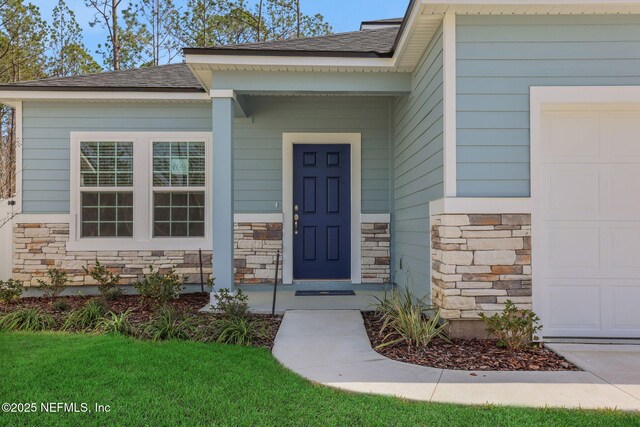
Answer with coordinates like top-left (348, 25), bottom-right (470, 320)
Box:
top-left (392, 25), bottom-right (444, 297)
top-left (235, 96), bottom-right (391, 213)
top-left (456, 14), bottom-right (640, 197)
top-left (21, 96), bottom-right (391, 214)
top-left (21, 102), bottom-right (212, 213)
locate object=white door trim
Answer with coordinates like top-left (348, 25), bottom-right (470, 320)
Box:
top-left (282, 133), bottom-right (362, 284)
top-left (530, 85), bottom-right (640, 338)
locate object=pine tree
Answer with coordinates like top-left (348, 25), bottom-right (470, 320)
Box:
top-left (176, 0), bottom-right (331, 48)
top-left (0, 0), bottom-right (48, 199)
top-left (136, 0), bottom-right (180, 66)
top-left (86, 0), bottom-right (147, 70)
top-left (48, 0), bottom-right (102, 77)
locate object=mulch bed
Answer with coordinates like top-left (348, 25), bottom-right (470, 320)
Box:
top-left (362, 312), bottom-right (579, 371)
top-left (1, 293), bottom-right (282, 349)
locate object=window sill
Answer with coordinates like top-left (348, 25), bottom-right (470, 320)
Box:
top-left (66, 238), bottom-right (211, 252)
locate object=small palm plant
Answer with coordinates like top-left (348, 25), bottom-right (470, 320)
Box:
top-left (143, 306), bottom-right (195, 341)
top-left (0, 308), bottom-right (54, 331)
top-left (63, 300), bottom-right (107, 331)
top-left (96, 310), bottom-right (135, 336)
top-left (372, 287), bottom-right (449, 349)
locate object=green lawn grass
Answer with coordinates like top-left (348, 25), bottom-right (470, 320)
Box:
top-left (1, 332), bottom-right (638, 426)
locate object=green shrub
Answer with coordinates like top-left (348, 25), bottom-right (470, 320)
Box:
top-left (212, 288), bottom-right (249, 318)
top-left (96, 310), bottom-right (135, 336)
top-left (215, 316), bottom-right (262, 346)
top-left (0, 279), bottom-right (23, 304)
top-left (37, 268), bottom-right (69, 298)
top-left (134, 266), bottom-right (184, 307)
top-left (373, 287), bottom-right (449, 349)
top-left (143, 306), bottom-right (195, 341)
top-left (0, 308), bottom-right (54, 331)
top-left (479, 300), bottom-right (542, 350)
top-left (52, 299), bottom-right (71, 312)
top-left (63, 300), bottom-right (107, 331)
top-left (83, 260), bottom-right (123, 300)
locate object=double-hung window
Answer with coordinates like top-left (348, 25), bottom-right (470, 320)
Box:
top-left (80, 141), bottom-right (134, 238)
top-left (152, 141), bottom-right (206, 237)
top-left (70, 132), bottom-right (211, 250)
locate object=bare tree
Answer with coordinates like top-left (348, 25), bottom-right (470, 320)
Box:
top-left (0, 106), bottom-right (17, 200)
top-left (85, 0), bottom-right (123, 70)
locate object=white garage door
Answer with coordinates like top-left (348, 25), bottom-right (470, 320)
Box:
top-left (533, 107), bottom-right (640, 339)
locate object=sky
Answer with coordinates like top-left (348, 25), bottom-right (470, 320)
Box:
top-left (29, 0), bottom-right (409, 64)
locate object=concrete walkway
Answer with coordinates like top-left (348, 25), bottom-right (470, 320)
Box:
top-left (272, 310), bottom-right (640, 411)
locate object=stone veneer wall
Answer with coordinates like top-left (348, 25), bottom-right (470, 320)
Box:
top-left (361, 222), bottom-right (391, 284)
top-left (233, 222), bottom-right (283, 284)
top-left (430, 214), bottom-right (532, 321)
top-left (13, 221), bottom-right (391, 286)
top-left (13, 223), bottom-right (212, 286)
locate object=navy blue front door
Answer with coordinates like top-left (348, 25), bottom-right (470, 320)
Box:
top-left (293, 144), bottom-right (351, 280)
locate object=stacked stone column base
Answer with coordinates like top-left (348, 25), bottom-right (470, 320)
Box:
top-left (361, 222), bottom-right (391, 284)
top-left (13, 220), bottom-right (391, 287)
top-left (431, 213), bottom-right (531, 338)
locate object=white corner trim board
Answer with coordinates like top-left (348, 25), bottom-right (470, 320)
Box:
top-left (282, 133), bottom-right (362, 285)
top-left (430, 198), bottom-right (532, 216)
top-left (442, 13), bottom-right (457, 198)
top-left (14, 101), bottom-right (23, 213)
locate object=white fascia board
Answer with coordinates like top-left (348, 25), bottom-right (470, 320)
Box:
top-left (390, 0), bottom-right (425, 63)
top-left (0, 91), bottom-right (210, 101)
top-left (186, 54), bottom-right (396, 69)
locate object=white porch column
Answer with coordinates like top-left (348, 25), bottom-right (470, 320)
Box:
top-left (211, 93), bottom-right (235, 291)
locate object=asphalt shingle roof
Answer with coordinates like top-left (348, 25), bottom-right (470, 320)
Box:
top-left (0, 63), bottom-right (204, 92)
top-left (184, 26), bottom-right (400, 57)
top-left (0, 24), bottom-right (402, 91)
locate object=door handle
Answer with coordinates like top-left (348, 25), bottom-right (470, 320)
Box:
top-left (294, 204), bottom-right (299, 234)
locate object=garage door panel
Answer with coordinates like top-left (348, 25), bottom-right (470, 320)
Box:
top-left (544, 113), bottom-right (600, 160)
top-left (535, 107), bottom-right (640, 339)
top-left (608, 284), bottom-right (640, 330)
top-left (541, 224), bottom-right (600, 276)
top-left (605, 115), bottom-right (640, 160)
top-left (607, 167), bottom-right (640, 218)
top-left (546, 283), bottom-right (600, 330)
top-left (609, 228), bottom-right (640, 274)
top-left (542, 166), bottom-right (600, 219)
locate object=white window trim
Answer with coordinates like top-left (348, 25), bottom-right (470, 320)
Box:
top-left (282, 133), bottom-right (362, 285)
top-left (69, 131), bottom-right (212, 251)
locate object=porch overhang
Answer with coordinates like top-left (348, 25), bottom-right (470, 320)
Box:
top-left (210, 71), bottom-right (412, 96)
